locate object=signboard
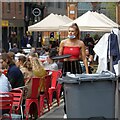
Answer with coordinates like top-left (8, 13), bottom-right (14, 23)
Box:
top-left (32, 8), bottom-right (41, 17)
top-left (2, 20), bottom-right (9, 27)
top-left (70, 10), bottom-right (75, 14)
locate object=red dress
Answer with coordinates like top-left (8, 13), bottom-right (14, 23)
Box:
top-left (63, 46), bottom-right (80, 59)
top-left (62, 46), bottom-right (82, 75)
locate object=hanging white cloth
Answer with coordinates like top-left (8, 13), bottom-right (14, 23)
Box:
top-left (93, 28), bottom-right (120, 73)
top-left (93, 33), bottom-right (110, 73)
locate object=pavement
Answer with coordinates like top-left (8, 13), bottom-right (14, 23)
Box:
top-left (37, 98), bottom-right (64, 119)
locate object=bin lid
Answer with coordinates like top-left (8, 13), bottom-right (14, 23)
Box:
top-left (58, 70), bottom-right (117, 84)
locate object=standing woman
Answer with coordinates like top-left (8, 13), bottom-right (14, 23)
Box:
top-left (59, 23), bottom-right (89, 118)
top-left (59, 23), bottom-right (89, 75)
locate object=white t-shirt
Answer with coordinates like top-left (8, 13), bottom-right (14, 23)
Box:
top-left (0, 74), bottom-right (12, 92)
top-left (43, 61), bottom-right (58, 71)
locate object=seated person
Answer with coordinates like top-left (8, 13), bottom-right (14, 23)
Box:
top-left (85, 47), bottom-right (94, 64)
top-left (0, 53), bottom-right (8, 76)
top-left (7, 51), bottom-right (15, 60)
top-left (0, 60), bottom-right (12, 118)
top-left (1, 53), bottom-right (24, 89)
top-left (16, 55), bottom-right (33, 81)
top-left (39, 46), bottom-right (50, 62)
top-left (0, 63), bottom-right (12, 92)
top-left (25, 56), bottom-right (47, 98)
top-left (84, 47), bottom-right (94, 73)
top-left (42, 46), bottom-right (50, 56)
top-left (84, 34), bottom-right (95, 59)
top-left (29, 47), bottom-right (38, 57)
top-left (9, 43), bottom-right (19, 54)
top-left (43, 48), bottom-right (58, 71)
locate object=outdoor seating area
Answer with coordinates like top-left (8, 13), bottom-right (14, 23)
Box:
top-left (0, 69), bottom-right (63, 120)
top-left (0, 92), bottom-right (13, 120)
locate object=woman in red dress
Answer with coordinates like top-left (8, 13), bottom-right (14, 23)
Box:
top-left (59, 23), bottom-right (89, 75)
top-left (59, 23), bottom-right (89, 118)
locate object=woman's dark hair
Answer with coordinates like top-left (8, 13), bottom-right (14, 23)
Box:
top-left (69, 23), bottom-right (80, 40)
top-left (7, 51), bottom-right (15, 59)
top-left (44, 46), bottom-right (50, 52)
top-left (1, 53), bottom-right (15, 65)
top-left (23, 58), bottom-right (32, 71)
top-left (18, 56), bottom-right (26, 64)
top-left (29, 52), bottom-right (38, 58)
top-left (49, 48), bottom-right (58, 59)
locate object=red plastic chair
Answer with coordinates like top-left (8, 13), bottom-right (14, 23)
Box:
top-left (48, 69), bottom-right (62, 107)
top-left (0, 92), bottom-right (13, 120)
top-left (10, 88), bottom-right (23, 119)
top-left (24, 77), bottom-right (40, 120)
top-left (39, 74), bottom-right (52, 116)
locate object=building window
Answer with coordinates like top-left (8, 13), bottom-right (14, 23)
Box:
top-left (48, 2), bottom-right (54, 7)
top-left (58, 2), bottom-right (61, 8)
top-left (7, 2), bottom-right (10, 12)
top-left (19, 2), bottom-right (22, 13)
top-left (2, 2), bottom-right (4, 13)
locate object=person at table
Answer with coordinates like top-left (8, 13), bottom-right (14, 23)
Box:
top-left (0, 72), bottom-right (12, 92)
top-left (0, 59), bottom-right (12, 92)
top-left (43, 48), bottom-right (58, 71)
top-left (1, 53), bottom-right (24, 89)
top-left (0, 69), bottom-right (12, 119)
top-left (59, 23), bottom-right (89, 118)
top-left (0, 52), bottom-right (8, 76)
top-left (83, 33), bottom-right (95, 62)
top-left (16, 55), bottom-right (33, 80)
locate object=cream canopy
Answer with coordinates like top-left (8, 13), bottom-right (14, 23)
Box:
top-left (28, 13), bottom-right (73, 32)
top-left (59, 11), bottom-right (119, 32)
top-left (93, 12), bottom-right (118, 27)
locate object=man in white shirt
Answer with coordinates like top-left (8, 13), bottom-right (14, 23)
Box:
top-left (0, 58), bottom-right (12, 92)
top-left (43, 48), bottom-right (58, 71)
top-left (0, 72), bottom-right (12, 92)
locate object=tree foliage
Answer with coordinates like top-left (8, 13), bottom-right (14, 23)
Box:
top-left (105, 2), bottom-right (116, 22)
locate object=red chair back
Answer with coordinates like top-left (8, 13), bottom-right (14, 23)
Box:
top-left (0, 92), bottom-right (13, 119)
top-left (10, 88), bottom-right (23, 112)
top-left (39, 74), bottom-right (52, 115)
top-left (51, 70), bottom-right (62, 88)
top-left (44, 74), bottom-right (52, 95)
top-left (31, 77), bottom-right (41, 98)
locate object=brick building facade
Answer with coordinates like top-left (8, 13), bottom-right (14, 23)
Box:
top-left (1, 2), bottom-right (120, 51)
top-left (66, 2), bottom-right (78, 20)
top-left (2, 2), bottom-right (25, 51)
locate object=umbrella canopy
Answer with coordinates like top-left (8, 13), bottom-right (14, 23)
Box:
top-left (54, 14), bottom-right (73, 24)
top-left (28, 13), bottom-right (72, 32)
top-left (93, 12), bottom-right (118, 27)
top-left (59, 11), bottom-right (119, 32)
top-left (57, 14), bottom-right (73, 23)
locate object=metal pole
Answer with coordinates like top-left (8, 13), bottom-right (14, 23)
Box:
top-left (118, 60), bottom-right (120, 77)
top-left (0, 1), bottom-right (2, 52)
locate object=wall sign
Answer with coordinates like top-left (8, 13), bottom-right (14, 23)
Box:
top-left (32, 8), bottom-right (41, 17)
top-left (70, 10), bottom-right (75, 14)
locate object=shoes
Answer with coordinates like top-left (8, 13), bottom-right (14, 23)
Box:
top-left (63, 114), bottom-right (67, 119)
